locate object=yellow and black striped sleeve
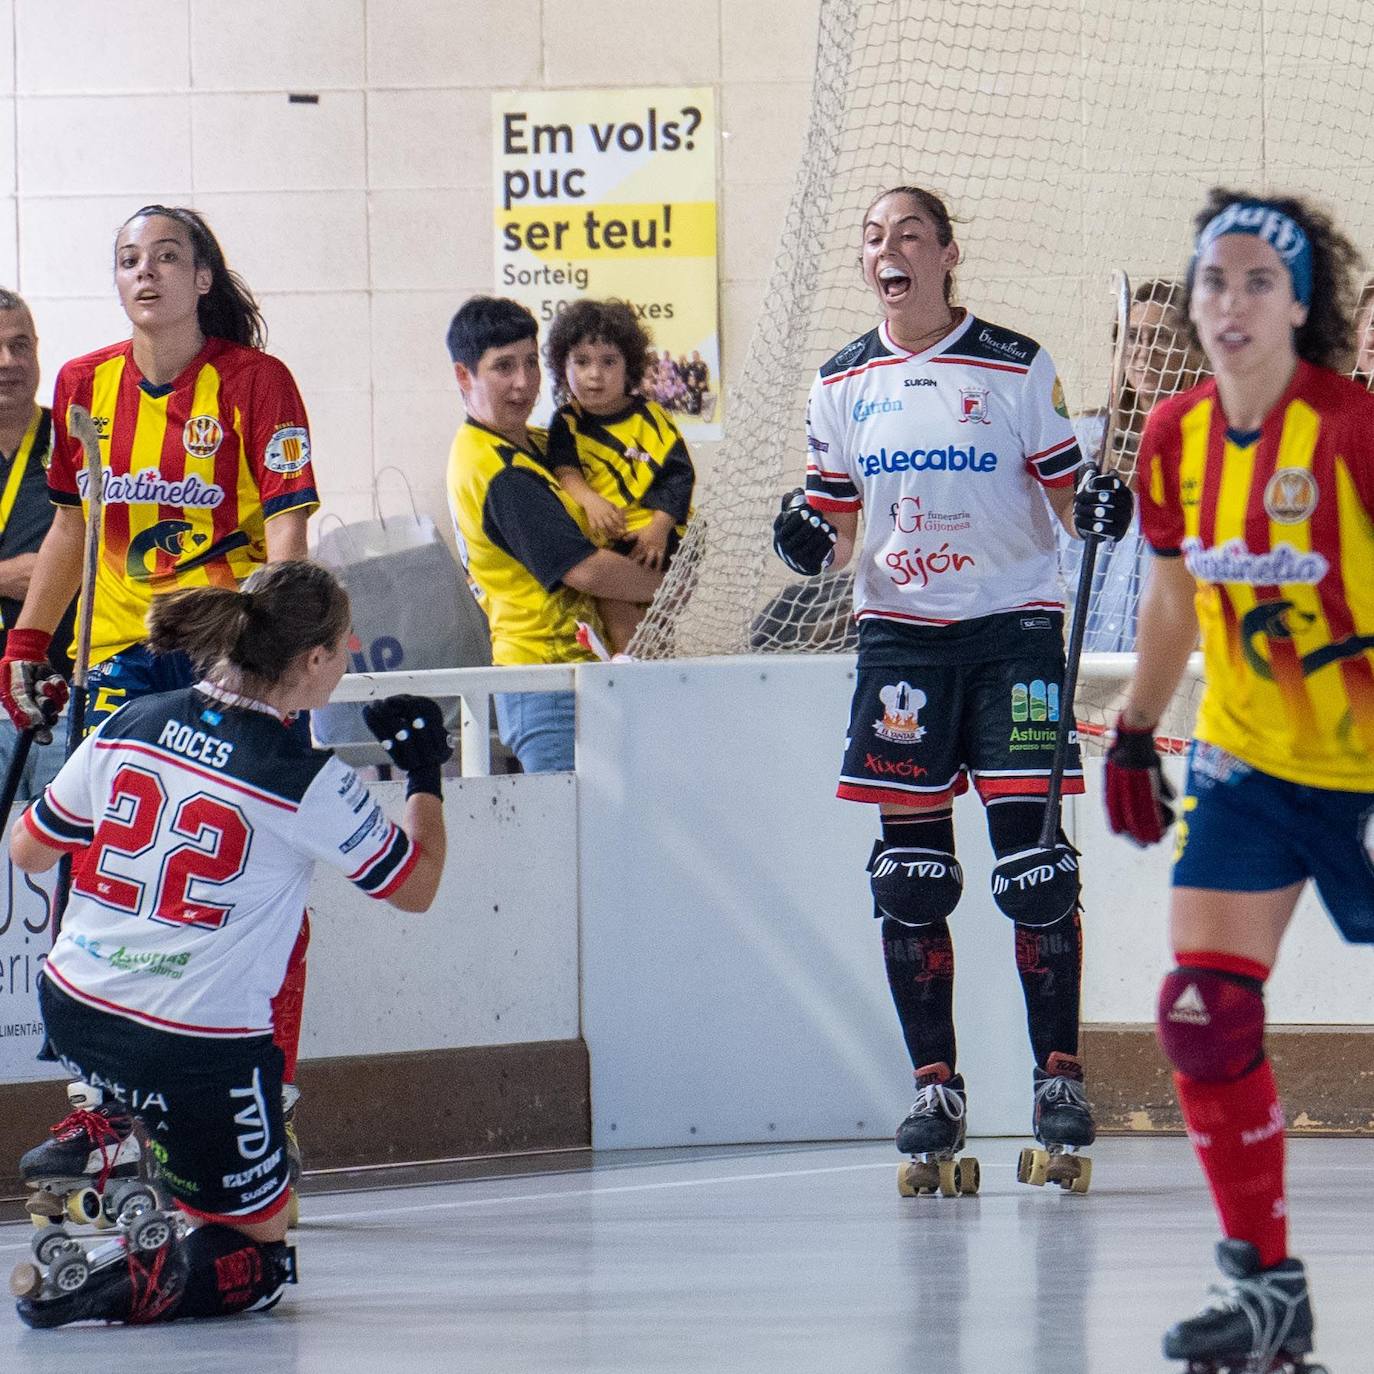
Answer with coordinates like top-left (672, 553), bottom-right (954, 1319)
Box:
top-left (543, 408), bottom-right (582, 475)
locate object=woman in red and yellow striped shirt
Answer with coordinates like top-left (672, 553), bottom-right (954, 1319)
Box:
top-left (1108, 188), bottom-right (1371, 1371)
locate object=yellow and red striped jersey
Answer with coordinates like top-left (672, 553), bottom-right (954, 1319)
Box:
top-left (49, 338), bottom-right (319, 666)
top-left (1138, 362), bottom-right (1374, 790)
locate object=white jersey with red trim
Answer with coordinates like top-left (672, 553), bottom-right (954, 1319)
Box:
top-left (804, 313), bottom-right (1083, 627)
top-left (31, 683), bottom-right (417, 1038)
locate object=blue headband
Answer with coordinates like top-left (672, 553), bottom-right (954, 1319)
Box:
top-left (1194, 201), bottom-right (1313, 306)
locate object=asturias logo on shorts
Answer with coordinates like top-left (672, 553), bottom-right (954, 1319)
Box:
top-left (873, 681), bottom-right (927, 744)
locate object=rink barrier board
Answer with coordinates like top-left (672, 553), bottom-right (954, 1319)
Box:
top-left (3, 656), bottom-right (1373, 1193)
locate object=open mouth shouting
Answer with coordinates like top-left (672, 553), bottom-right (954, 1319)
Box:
top-left (878, 264), bottom-right (913, 303)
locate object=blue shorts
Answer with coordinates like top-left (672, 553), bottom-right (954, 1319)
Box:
top-left (1172, 741), bottom-right (1374, 944)
top-left (86, 646), bottom-right (196, 732)
top-left (85, 645), bottom-right (311, 743)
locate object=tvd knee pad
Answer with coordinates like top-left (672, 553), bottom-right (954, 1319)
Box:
top-left (1157, 965), bottom-right (1266, 1082)
top-left (989, 843), bottom-right (1080, 927)
top-left (869, 840), bottom-right (964, 927)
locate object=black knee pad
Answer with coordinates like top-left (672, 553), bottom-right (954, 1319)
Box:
top-left (990, 843), bottom-right (1080, 927)
top-left (869, 839), bottom-right (964, 927)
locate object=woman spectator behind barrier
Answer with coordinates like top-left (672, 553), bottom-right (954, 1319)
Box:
top-left (1060, 278), bottom-right (1210, 651)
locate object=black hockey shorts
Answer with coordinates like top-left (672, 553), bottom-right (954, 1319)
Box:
top-left (837, 645), bottom-right (1084, 809)
top-left (39, 976), bottom-right (291, 1224)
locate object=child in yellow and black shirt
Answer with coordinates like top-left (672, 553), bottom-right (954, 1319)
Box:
top-left (542, 300), bottom-right (695, 653)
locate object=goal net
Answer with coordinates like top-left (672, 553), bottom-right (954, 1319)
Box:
top-left (630, 0), bottom-right (1374, 751)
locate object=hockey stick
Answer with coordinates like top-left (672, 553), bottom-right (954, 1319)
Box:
top-left (50, 402), bottom-right (104, 940)
top-left (0, 727), bottom-right (36, 823)
top-left (1035, 270), bottom-right (1133, 851)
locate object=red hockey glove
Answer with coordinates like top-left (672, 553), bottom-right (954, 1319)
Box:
top-left (0, 629), bottom-right (67, 744)
top-left (1104, 714), bottom-right (1175, 846)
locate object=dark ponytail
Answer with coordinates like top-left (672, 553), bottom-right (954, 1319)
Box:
top-left (147, 560), bottom-right (350, 687)
top-left (119, 205), bottom-right (267, 349)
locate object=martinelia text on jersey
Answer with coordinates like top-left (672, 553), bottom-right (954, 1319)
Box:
top-left (860, 445), bottom-right (998, 476)
top-left (76, 468), bottom-right (226, 509)
top-left (1181, 537), bottom-right (1329, 586)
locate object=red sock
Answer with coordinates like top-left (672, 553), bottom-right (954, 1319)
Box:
top-left (1174, 1058), bottom-right (1287, 1268)
top-left (270, 914), bottom-right (310, 1085)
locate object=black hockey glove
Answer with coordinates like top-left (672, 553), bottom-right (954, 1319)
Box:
top-left (1073, 467), bottom-right (1134, 542)
top-left (773, 489), bottom-right (837, 576)
top-left (362, 694), bottom-right (452, 799)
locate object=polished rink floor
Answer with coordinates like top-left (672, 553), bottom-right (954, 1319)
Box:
top-left (0, 1137), bottom-right (1367, 1373)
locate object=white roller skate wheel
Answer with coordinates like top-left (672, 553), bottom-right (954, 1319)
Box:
top-left (128, 1212), bottom-right (173, 1254)
top-left (32, 1226), bottom-right (75, 1266)
top-left (110, 1181), bottom-right (157, 1222)
top-left (50, 1251), bottom-right (90, 1294)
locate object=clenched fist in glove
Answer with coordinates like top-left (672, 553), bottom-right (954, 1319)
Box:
top-left (0, 629), bottom-right (68, 745)
top-left (362, 694), bottom-right (453, 799)
top-left (1104, 714), bottom-right (1175, 846)
top-left (1073, 468), bottom-right (1134, 542)
top-left (772, 489), bottom-right (837, 576)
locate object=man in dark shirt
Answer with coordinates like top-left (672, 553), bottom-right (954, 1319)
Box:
top-left (0, 290), bottom-right (73, 798)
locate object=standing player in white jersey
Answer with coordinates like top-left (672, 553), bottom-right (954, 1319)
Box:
top-left (773, 185), bottom-right (1133, 1180)
top-left (8, 560), bottom-right (448, 1328)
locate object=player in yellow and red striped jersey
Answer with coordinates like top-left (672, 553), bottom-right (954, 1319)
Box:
top-left (1107, 188), bottom-right (1373, 1372)
top-left (0, 206), bottom-right (319, 1224)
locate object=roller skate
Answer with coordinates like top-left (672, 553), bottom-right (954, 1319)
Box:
top-left (895, 1062), bottom-right (980, 1197)
top-left (20, 1082), bottom-right (147, 1229)
top-left (1017, 1051), bottom-right (1095, 1194)
top-left (10, 1202), bottom-right (187, 1328)
top-left (283, 1083), bottom-right (302, 1229)
top-left (1163, 1239), bottom-right (1328, 1372)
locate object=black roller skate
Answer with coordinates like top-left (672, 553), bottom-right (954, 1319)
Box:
top-left (10, 1205), bottom-right (187, 1328)
top-left (895, 1062), bottom-right (979, 1197)
top-left (1017, 1051), bottom-right (1095, 1194)
top-left (1163, 1239), bottom-right (1328, 1372)
top-left (21, 1082), bottom-right (147, 1229)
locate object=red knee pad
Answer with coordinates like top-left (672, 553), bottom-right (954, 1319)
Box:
top-left (1157, 952), bottom-right (1269, 1083)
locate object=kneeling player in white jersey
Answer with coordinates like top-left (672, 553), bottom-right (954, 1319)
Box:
top-left (773, 185), bottom-right (1132, 1189)
top-left (8, 560), bottom-right (448, 1327)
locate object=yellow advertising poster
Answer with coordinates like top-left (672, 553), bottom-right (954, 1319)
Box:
top-left (492, 87), bottom-right (721, 440)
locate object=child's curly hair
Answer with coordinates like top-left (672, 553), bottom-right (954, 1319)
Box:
top-left (543, 299), bottom-right (653, 405)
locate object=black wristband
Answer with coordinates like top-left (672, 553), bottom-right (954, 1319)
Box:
top-left (405, 765), bottom-right (443, 800)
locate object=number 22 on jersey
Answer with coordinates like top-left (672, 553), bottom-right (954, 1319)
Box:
top-left (74, 763), bottom-right (252, 929)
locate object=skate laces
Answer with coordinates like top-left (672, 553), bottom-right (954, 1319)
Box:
top-left (49, 1107), bottom-right (127, 1191)
top-left (127, 1242), bottom-right (180, 1325)
top-left (1034, 1073), bottom-right (1089, 1113)
top-left (908, 1080), bottom-right (966, 1124)
top-left (1196, 1269), bottom-right (1306, 1367)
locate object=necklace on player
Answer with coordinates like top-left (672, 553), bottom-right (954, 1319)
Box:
top-left (890, 307), bottom-right (964, 353)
